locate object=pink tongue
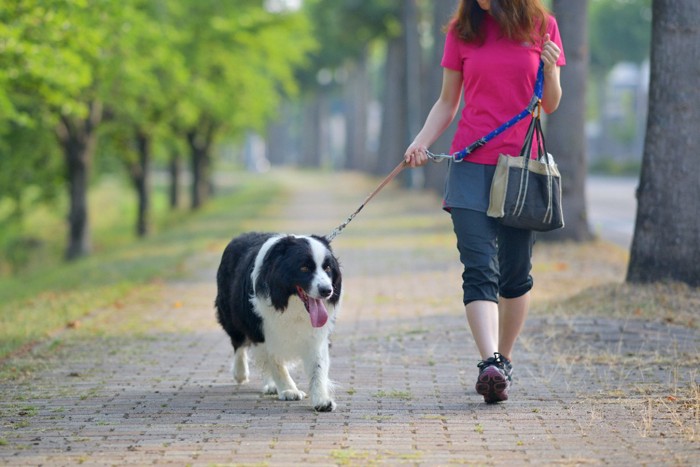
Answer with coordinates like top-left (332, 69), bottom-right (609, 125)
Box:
top-left (308, 298), bottom-right (329, 328)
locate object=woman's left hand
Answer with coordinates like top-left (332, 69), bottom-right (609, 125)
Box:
top-left (541, 33), bottom-right (561, 73)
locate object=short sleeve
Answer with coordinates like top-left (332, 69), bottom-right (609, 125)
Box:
top-left (441, 26), bottom-right (463, 71)
top-left (547, 16), bottom-right (566, 66)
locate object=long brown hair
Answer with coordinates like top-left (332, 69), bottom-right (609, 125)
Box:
top-left (448, 0), bottom-right (550, 43)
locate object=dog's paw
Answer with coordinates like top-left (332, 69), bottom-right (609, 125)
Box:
top-left (279, 389), bottom-right (306, 401)
top-left (232, 361), bottom-right (249, 384)
top-left (262, 384), bottom-right (278, 395)
top-left (313, 399), bottom-right (336, 412)
top-left (234, 371), bottom-right (249, 385)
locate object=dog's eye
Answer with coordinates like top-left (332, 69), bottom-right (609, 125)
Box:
top-left (300, 266), bottom-right (310, 273)
top-left (324, 266), bottom-right (332, 273)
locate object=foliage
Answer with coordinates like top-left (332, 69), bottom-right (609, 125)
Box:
top-left (589, 0), bottom-right (652, 74)
top-left (0, 0), bottom-right (105, 222)
top-left (0, 122), bottom-right (62, 224)
top-left (0, 0), bottom-right (98, 125)
top-left (298, 0), bottom-right (400, 91)
top-left (169, 0), bottom-right (316, 135)
top-left (0, 0), bottom-right (317, 259)
top-left (99, 0), bottom-right (188, 143)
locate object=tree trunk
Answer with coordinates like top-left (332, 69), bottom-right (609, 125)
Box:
top-left (300, 97), bottom-right (322, 167)
top-left (424, 0), bottom-right (456, 195)
top-left (266, 102), bottom-right (296, 166)
top-left (344, 51), bottom-right (371, 172)
top-left (404, 0), bottom-right (423, 188)
top-left (56, 101), bottom-right (102, 260)
top-left (544, 0), bottom-right (593, 242)
top-left (627, 0), bottom-right (700, 286)
top-left (189, 144), bottom-right (208, 210)
top-left (169, 151), bottom-right (182, 209)
top-left (187, 122), bottom-right (214, 210)
top-left (132, 131), bottom-right (151, 237)
top-left (376, 35), bottom-right (407, 176)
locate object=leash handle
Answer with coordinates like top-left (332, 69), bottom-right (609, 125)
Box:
top-left (326, 160), bottom-right (407, 242)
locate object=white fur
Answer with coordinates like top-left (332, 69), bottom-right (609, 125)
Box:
top-left (233, 234), bottom-right (341, 412)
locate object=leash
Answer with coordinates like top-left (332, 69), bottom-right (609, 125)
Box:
top-left (326, 159), bottom-right (407, 242)
top-left (326, 61), bottom-right (546, 242)
top-left (426, 61), bottom-right (545, 163)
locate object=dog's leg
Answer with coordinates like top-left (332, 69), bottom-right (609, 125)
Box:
top-left (257, 347), bottom-right (306, 401)
top-left (305, 338), bottom-right (336, 412)
top-left (262, 375), bottom-right (277, 395)
top-left (269, 361), bottom-right (306, 401)
top-left (232, 346), bottom-right (249, 384)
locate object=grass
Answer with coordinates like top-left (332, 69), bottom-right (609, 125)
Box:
top-left (0, 171), bottom-right (284, 360)
top-left (530, 239), bottom-right (699, 328)
top-left (542, 281), bottom-right (699, 328)
top-left (373, 390), bottom-right (412, 400)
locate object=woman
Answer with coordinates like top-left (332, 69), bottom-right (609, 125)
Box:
top-left (404, 0), bottom-right (565, 403)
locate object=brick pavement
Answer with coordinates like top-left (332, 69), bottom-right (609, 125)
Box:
top-left (1, 170), bottom-right (698, 466)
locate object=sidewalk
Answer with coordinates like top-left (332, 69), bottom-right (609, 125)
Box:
top-left (1, 170), bottom-right (698, 466)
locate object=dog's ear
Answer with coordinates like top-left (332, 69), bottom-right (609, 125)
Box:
top-left (312, 234), bottom-right (332, 250)
top-left (256, 236), bottom-right (297, 311)
top-left (328, 254), bottom-right (342, 305)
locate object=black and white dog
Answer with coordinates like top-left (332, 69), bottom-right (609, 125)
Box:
top-left (215, 232), bottom-right (342, 412)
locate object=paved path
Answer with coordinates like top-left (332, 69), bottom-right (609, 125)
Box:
top-left (1, 170), bottom-right (698, 466)
top-left (586, 176), bottom-right (638, 249)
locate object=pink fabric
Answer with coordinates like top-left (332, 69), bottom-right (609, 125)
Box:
top-left (441, 14), bottom-right (566, 165)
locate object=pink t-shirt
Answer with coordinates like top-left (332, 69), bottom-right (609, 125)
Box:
top-left (441, 14), bottom-right (566, 165)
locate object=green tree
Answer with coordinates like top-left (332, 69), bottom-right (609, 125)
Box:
top-left (99, 0), bottom-right (188, 236)
top-left (1, 0), bottom-right (316, 260)
top-left (589, 0), bottom-right (652, 75)
top-left (0, 0), bottom-right (111, 260)
top-left (169, 0), bottom-right (315, 208)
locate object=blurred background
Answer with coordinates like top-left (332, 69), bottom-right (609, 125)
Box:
top-left (0, 0), bottom-right (654, 273)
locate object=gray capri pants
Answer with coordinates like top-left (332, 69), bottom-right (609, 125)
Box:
top-left (450, 207), bottom-right (534, 305)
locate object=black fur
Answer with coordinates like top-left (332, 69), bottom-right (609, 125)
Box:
top-left (215, 232), bottom-right (342, 351)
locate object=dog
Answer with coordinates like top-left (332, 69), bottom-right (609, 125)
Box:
top-left (215, 232), bottom-right (342, 412)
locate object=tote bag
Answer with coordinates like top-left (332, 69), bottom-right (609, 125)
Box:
top-left (487, 112), bottom-right (564, 232)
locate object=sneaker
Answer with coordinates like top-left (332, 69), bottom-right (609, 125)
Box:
top-left (500, 354), bottom-right (513, 384)
top-left (475, 353), bottom-right (510, 403)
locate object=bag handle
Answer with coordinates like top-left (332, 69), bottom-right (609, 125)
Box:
top-left (511, 111), bottom-right (556, 222)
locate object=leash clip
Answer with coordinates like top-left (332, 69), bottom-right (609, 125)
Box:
top-left (426, 150), bottom-right (463, 163)
top-left (530, 97), bottom-right (542, 119)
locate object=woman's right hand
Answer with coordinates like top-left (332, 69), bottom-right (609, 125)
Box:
top-left (404, 142), bottom-right (429, 168)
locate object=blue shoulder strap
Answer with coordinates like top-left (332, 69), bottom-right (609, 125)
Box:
top-left (452, 60), bottom-right (545, 162)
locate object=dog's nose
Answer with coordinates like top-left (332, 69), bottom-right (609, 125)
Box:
top-left (318, 285), bottom-right (333, 298)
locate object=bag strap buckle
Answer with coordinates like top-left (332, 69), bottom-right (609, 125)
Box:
top-left (531, 98), bottom-right (542, 119)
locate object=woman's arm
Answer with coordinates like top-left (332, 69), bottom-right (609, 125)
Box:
top-left (404, 68), bottom-right (463, 167)
top-left (541, 33), bottom-right (562, 114)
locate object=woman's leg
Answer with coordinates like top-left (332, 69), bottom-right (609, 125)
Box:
top-left (497, 225), bottom-right (535, 362)
top-left (466, 300), bottom-right (499, 360)
top-left (450, 208), bottom-right (500, 359)
top-left (451, 208), bottom-right (514, 403)
top-left (498, 293), bottom-right (530, 360)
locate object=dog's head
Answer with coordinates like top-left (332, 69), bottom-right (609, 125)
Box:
top-left (255, 235), bottom-right (342, 327)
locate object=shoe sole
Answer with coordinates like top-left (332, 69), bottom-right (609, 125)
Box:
top-left (476, 366), bottom-right (509, 403)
